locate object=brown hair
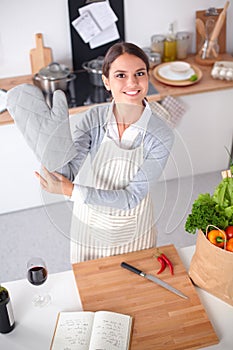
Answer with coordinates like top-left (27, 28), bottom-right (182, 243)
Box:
top-left (102, 42), bottom-right (149, 78)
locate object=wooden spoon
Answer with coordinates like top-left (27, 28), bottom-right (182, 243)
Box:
top-left (196, 18), bottom-right (206, 41)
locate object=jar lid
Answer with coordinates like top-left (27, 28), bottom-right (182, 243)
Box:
top-left (176, 31), bottom-right (190, 40)
top-left (151, 34), bottom-right (166, 43)
top-left (38, 62), bottom-right (71, 80)
top-left (147, 52), bottom-right (161, 65)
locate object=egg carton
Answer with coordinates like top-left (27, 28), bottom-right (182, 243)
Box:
top-left (211, 61), bottom-right (233, 81)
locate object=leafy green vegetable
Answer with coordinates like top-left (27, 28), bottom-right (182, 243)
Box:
top-left (213, 177), bottom-right (233, 208)
top-left (185, 193), bottom-right (228, 234)
top-left (213, 176), bottom-right (233, 224)
top-left (185, 174), bottom-right (233, 234)
top-left (225, 145), bottom-right (233, 174)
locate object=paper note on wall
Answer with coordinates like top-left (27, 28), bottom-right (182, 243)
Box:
top-left (72, 11), bottom-right (101, 43)
top-left (72, 1), bottom-right (120, 49)
top-left (89, 23), bottom-right (119, 49)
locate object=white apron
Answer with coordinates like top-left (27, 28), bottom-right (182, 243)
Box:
top-left (70, 124), bottom-right (156, 263)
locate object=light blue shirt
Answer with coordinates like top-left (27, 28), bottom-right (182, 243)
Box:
top-left (61, 100), bottom-right (174, 210)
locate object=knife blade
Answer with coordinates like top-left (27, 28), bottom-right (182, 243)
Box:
top-left (121, 262), bottom-right (188, 300)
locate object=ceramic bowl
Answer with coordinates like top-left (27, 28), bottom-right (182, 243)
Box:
top-left (169, 61), bottom-right (191, 73)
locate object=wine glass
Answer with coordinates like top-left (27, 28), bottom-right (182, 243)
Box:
top-left (27, 257), bottom-right (51, 307)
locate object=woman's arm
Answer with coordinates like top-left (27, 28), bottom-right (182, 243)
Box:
top-left (72, 121), bottom-right (174, 210)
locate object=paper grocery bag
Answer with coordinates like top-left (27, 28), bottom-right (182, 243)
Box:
top-left (189, 229), bottom-right (233, 306)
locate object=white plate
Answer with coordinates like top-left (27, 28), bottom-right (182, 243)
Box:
top-left (158, 65), bottom-right (195, 81)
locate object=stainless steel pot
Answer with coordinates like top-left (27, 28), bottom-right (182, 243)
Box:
top-left (33, 62), bottom-right (76, 94)
top-left (82, 56), bottom-right (104, 87)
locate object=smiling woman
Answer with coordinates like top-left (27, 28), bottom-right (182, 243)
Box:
top-left (6, 42), bottom-right (174, 264)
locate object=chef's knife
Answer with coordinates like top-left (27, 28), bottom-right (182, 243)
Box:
top-left (121, 262), bottom-right (188, 300)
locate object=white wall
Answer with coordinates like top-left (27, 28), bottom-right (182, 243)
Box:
top-left (0, 0), bottom-right (232, 78)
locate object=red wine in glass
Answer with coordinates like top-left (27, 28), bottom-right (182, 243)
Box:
top-left (27, 257), bottom-right (51, 307)
top-left (27, 266), bottom-right (48, 286)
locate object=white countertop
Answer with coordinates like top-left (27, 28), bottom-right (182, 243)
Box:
top-left (1, 245), bottom-right (233, 350)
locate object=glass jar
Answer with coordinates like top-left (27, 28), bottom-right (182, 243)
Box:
top-left (147, 52), bottom-right (161, 68)
top-left (151, 35), bottom-right (165, 57)
top-left (176, 31), bottom-right (191, 59)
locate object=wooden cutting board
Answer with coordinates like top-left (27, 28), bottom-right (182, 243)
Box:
top-left (30, 33), bottom-right (53, 74)
top-left (72, 245), bottom-right (219, 350)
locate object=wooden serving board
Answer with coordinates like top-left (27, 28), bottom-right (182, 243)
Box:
top-left (30, 33), bottom-right (53, 74)
top-left (72, 245), bottom-right (219, 350)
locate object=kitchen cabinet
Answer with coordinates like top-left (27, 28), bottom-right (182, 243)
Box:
top-left (0, 124), bottom-right (65, 214)
top-left (0, 56), bottom-right (232, 213)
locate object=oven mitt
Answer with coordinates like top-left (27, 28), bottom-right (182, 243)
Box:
top-left (6, 83), bottom-right (77, 172)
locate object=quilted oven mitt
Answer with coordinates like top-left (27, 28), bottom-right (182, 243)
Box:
top-left (6, 84), bottom-right (77, 172)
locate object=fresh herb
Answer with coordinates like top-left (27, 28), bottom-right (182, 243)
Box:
top-left (185, 193), bottom-right (229, 234)
top-left (190, 74), bottom-right (198, 82)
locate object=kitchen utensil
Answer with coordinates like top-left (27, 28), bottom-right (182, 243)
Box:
top-left (196, 18), bottom-right (206, 40)
top-left (206, 1), bottom-right (230, 58)
top-left (33, 62), bottom-right (76, 94)
top-left (82, 57), bottom-right (104, 87)
top-left (121, 261), bottom-right (188, 299)
top-left (199, 18), bottom-right (216, 59)
top-left (30, 33), bottom-right (53, 75)
top-left (196, 7), bottom-right (227, 54)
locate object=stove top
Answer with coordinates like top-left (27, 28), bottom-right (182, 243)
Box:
top-left (66, 70), bottom-right (112, 108)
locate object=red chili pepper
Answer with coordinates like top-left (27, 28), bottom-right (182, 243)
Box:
top-left (156, 256), bottom-right (166, 274)
top-left (160, 253), bottom-right (174, 275)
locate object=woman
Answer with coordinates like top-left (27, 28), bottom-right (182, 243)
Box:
top-left (36, 42), bottom-right (174, 263)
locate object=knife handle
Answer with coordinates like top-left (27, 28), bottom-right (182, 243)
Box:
top-left (121, 262), bottom-right (143, 275)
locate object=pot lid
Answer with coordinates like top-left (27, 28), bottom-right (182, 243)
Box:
top-left (38, 62), bottom-right (71, 80)
top-left (82, 56), bottom-right (104, 74)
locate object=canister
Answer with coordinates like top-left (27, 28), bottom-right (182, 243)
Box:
top-left (151, 35), bottom-right (165, 57)
top-left (176, 31), bottom-right (191, 59)
top-left (147, 52), bottom-right (161, 68)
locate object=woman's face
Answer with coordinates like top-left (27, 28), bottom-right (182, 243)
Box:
top-left (102, 53), bottom-right (149, 105)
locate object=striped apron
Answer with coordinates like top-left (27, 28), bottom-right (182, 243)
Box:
top-left (70, 124), bottom-right (156, 263)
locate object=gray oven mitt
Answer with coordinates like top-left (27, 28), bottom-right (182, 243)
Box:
top-left (6, 84), bottom-right (77, 172)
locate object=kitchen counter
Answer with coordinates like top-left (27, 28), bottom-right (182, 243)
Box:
top-left (1, 53), bottom-right (233, 126)
top-left (1, 245), bottom-right (233, 350)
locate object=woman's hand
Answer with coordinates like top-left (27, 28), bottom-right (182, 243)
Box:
top-left (35, 167), bottom-right (74, 196)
